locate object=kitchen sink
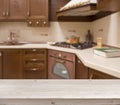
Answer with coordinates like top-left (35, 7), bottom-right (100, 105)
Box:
top-left (0, 41), bottom-right (28, 45)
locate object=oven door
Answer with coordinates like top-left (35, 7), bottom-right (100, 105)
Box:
top-left (48, 56), bottom-right (75, 79)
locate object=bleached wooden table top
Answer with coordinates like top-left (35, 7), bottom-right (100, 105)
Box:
top-left (0, 80), bottom-right (120, 99)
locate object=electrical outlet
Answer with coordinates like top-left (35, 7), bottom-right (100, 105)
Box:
top-left (40, 33), bottom-right (48, 36)
top-left (68, 30), bottom-right (76, 32)
top-left (98, 28), bottom-right (103, 32)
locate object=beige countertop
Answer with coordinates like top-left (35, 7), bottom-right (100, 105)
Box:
top-left (0, 80), bottom-right (120, 99)
top-left (0, 43), bottom-right (120, 78)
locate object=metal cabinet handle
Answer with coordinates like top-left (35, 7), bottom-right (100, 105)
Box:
top-left (2, 12), bottom-right (6, 16)
top-left (26, 68), bottom-right (38, 71)
top-left (31, 59), bottom-right (37, 61)
top-left (31, 68), bottom-right (38, 71)
top-left (0, 52), bottom-right (2, 56)
top-left (36, 21), bottom-right (39, 25)
top-left (27, 12), bottom-right (30, 16)
top-left (90, 74), bottom-right (93, 79)
top-left (28, 21), bottom-right (32, 25)
top-left (78, 60), bottom-right (81, 64)
top-left (58, 53), bottom-right (62, 57)
top-left (6, 12), bottom-right (9, 16)
top-left (32, 49), bottom-right (37, 52)
top-left (43, 21), bottom-right (46, 25)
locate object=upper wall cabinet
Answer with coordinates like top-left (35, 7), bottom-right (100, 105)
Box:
top-left (27, 0), bottom-right (49, 27)
top-left (97, 0), bottom-right (120, 11)
top-left (0, 0), bottom-right (27, 21)
top-left (0, 0), bottom-right (49, 27)
top-left (8, 0), bottom-right (27, 20)
top-left (0, 0), bottom-right (7, 20)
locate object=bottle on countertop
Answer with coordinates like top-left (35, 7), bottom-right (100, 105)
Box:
top-left (86, 30), bottom-right (93, 43)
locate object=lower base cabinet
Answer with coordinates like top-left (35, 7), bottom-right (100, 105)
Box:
top-left (3, 50), bottom-right (23, 79)
top-left (75, 57), bottom-right (89, 79)
top-left (76, 57), bottom-right (118, 79)
top-left (0, 49), bottom-right (47, 79)
top-left (0, 49), bottom-right (119, 79)
top-left (89, 68), bottom-right (118, 79)
top-left (23, 49), bottom-right (47, 79)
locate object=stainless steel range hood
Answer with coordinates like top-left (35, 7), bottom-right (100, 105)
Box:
top-left (57, 0), bottom-right (99, 17)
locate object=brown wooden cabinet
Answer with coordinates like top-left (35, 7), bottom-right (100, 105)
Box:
top-left (0, 0), bottom-right (27, 21)
top-left (0, 0), bottom-right (49, 24)
top-left (8, 0), bottom-right (27, 20)
top-left (97, 0), bottom-right (120, 11)
top-left (89, 68), bottom-right (118, 79)
top-left (0, 51), bottom-right (2, 79)
top-left (75, 57), bottom-right (88, 79)
top-left (0, 0), bottom-right (7, 19)
top-left (3, 49), bottom-right (23, 79)
top-left (27, 0), bottom-right (49, 27)
top-left (23, 49), bottom-right (47, 79)
top-left (0, 48), bottom-right (47, 79)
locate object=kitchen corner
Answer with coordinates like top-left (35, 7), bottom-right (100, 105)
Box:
top-left (0, 43), bottom-right (120, 78)
top-left (0, 0), bottom-right (120, 104)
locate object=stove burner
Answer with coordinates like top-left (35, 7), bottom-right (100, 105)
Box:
top-left (51, 42), bottom-right (95, 49)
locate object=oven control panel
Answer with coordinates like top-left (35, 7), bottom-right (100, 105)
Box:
top-left (48, 49), bottom-right (75, 62)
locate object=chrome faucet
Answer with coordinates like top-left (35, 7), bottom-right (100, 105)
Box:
top-left (9, 32), bottom-right (14, 41)
top-left (7, 32), bottom-right (17, 44)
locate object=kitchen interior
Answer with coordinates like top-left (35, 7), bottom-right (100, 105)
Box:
top-left (0, 0), bottom-right (120, 104)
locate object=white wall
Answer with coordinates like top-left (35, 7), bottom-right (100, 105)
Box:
top-left (0, 22), bottom-right (91, 42)
top-left (92, 12), bottom-right (120, 47)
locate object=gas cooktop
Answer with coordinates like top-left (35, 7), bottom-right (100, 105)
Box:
top-left (51, 42), bottom-right (96, 49)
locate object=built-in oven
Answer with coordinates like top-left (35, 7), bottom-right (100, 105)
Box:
top-left (48, 49), bottom-right (75, 79)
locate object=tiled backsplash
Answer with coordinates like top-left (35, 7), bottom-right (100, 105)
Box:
top-left (0, 12), bottom-right (120, 47)
top-left (0, 22), bottom-right (92, 42)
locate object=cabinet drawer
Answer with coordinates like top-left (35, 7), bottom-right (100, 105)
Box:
top-left (24, 60), bottom-right (45, 67)
top-left (24, 67), bottom-right (44, 71)
top-left (48, 50), bottom-right (75, 61)
top-left (24, 49), bottom-right (46, 58)
top-left (24, 49), bottom-right (46, 53)
top-left (24, 56), bottom-right (46, 60)
top-left (24, 63), bottom-right (45, 68)
top-left (23, 68), bottom-right (46, 79)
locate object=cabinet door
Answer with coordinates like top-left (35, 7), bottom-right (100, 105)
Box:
top-left (0, 52), bottom-right (2, 79)
top-left (76, 58), bottom-right (88, 79)
top-left (0, 0), bottom-right (7, 19)
top-left (27, 0), bottom-right (48, 18)
top-left (3, 50), bottom-right (23, 79)
top-left (97, 0), bottom-right (120, 11)
top-left (8, 0), bottom-right (27, 20)
top-left (27, 0), bottom-right (49, 27)
top-left (89, 68), bottom-right (118, 79)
